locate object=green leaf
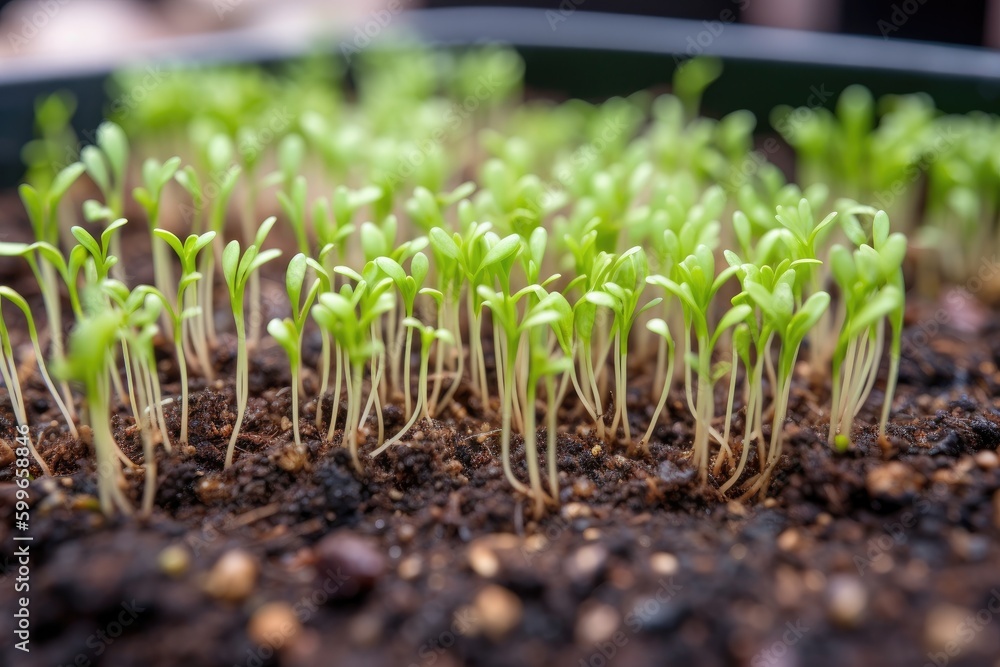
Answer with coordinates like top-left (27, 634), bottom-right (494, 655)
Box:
top-left (81, 145), bottom-right (110, 193)
top-left (429, 227), bottom-right (460, 261)
top-left (286, 253), bottom-right (308, 309)
top-left (97, 121), bottom-right (129, 180)
top-left (71, 226), bottom-right (101, 260)
top-left (850, 286), bottom-right (901, 337)
top-left (481, 233), bottom-right (522, 269)
top-left (713, 304), bottom-right (753, 346)
top-left (49, 162), bottom-right (86, 204)
top-left (411, 252), bottom-right (429, 287)
top-left (222, 240), bottom-right (241, 289)
top-left (153, 228), bottom-right (185, 259)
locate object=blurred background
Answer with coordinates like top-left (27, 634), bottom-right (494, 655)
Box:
top-left (1, 0), bottom-right (999, 62)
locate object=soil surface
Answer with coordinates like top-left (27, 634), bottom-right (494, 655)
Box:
top-left (2, 207), bottom-right (1000, 667)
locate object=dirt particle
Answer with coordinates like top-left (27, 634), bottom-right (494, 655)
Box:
top-left (573, 477), bottom-right (595, 498)
top-left (974, 450), bottom-right (999, 470)
top-left (473, 585), bottom-right (523, 641)
top-left (650, 552), bottom-right (679, 576)
top-left (158, 544), bottom-right (191, 577)
top-left (314, 530), bottom-right (386, 599)
top-left (468, 540), bottom-right (501, 578)
top-left (562, 502), bottom-right (593, 520)
top-left (726, 500), bottom-right (748, 518)
top-left (777, 529), bottom-right (801, 552)
top-left (866, 461), bottom-right (921, 501)
top-left (583, 527), bottom-right (601, 541)
top-left (196, 475), bottom-right (229, 504)
top-left (575, 602), bottom-right (620, 645)
top-left (398, 555), bottom-right (423, 581)
top-left (398, 523), bottom-right (416, 544)
top-left (924, 604), bottom-right (971, 653)
top-left (276, 442), bottom-right (309, 472)
top-left (566, 544), bottom-right (608, 585)
top-left (949, 529), bottom-right (990, 562)
top-left (205, 550), bottom-right (258, 602)
top-left (826, 575), bottom-right (867, 628)
top-left (348, 612), bottom-right (383, 647)
top-left (248, 601), bottom-right (301, 648)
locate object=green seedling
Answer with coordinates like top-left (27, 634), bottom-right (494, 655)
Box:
top-left (222, 217), bottom-right (281, 467)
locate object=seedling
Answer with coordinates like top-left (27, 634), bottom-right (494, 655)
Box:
top-left (222, 217), bottom-right (281, 467)
top-left (648, 246), bottom-right (749, 483)
top-left (149, 229), bottom-right (216, 444)
top-left (311, 278), bottom-right (395, 473)
top-left (133, 157), bottom-right (182, 305)
top-left (370, 318), bottom-right (454, 457)
top-left (268, 253), bottom-right (324, 449)
top-left (828, 211), bottom-right (906, 446)
top-left (57, 311), bottom-right (132, 516)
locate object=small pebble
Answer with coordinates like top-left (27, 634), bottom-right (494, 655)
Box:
top-left (468, 542), bottom-right (500, 578)
top-left (575, 603), bottom-right (620, 645)
top-left (561, 502), bottom-right (592, 520)
top-left (248, 602), bottom-right (300, 648)
top-left (582, 528), bottom-right (601, 541)
top-left (826, 575), bottom-right (867, 628)
top-left (398, 555), bottom-right (423, 581)
top-left (348, 612), bottom-right (384, 647)
top-left (949, 529), bottom-right (989, 562)
top-left (205, 550), bottom-right (258, 602)
top-left (314, 530), bottom-right (386, 599)
top-left (866, 461), bottom-right (920, 500)
top-left (573, 477), bottom-right (595, 498)
top-left (158, 544), bottom-right (190, 577)
top-left (777, 529), bottom-right (801, 552)
top-left (276, 443), bottom-right (308, 472)
top-left (398, 524), bottom-right (416, 544)
top-left (566, 544), bottom-right (608, 584)
top-left (196, 476), bottom-right (228, 504)
top-left (924, 604), bottom-right (970, 652)
top-left (650, 552), bottom-right (679, 576)
top-left (474, 585), bottom-right (523, 641)
top-left (974, 450), bottom-right (999, 470)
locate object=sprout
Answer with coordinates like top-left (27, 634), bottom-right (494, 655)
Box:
top-left (828, 211), bottom-right (906, 447)
top-left (477, 281), bottom-right (561, 499)
top-left (521, 294), bottom-right (574, 517)
top-left (16, 162), bottom-right (86, 411)
top-left (375, 252), bottom-right (429, 419)
top-left (268, 253), bottom-right (323, 450)
top-left (637, 318), bottom-right (675, 457)
top-left (176, 135), bottom-right (241, 354)
top-left (57, 311), bottom-right (133, 516)
top-left (133, 157), bottom-right (182, 304)
top-left (648, 246), bottom-right (747, 484)
top-left (312, 278), bottom-right (395, 473)
top-left (149, 229), bottom-right (216, 445)
top-left (730, 260), bottom-right (831, 496)
top-left (370, 318), bottom-right (453, 457)
top-left (584, 247), bottom-right (660, 443)
top-left (222, 217), bottom-right (281, 468)
top-left (81, 122), bottom-right (130, 276)
top-left (0, 288), bottom-right (68, 473)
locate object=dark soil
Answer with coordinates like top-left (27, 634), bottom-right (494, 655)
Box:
top-left (2, 212), bottom-right (1000, 667)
